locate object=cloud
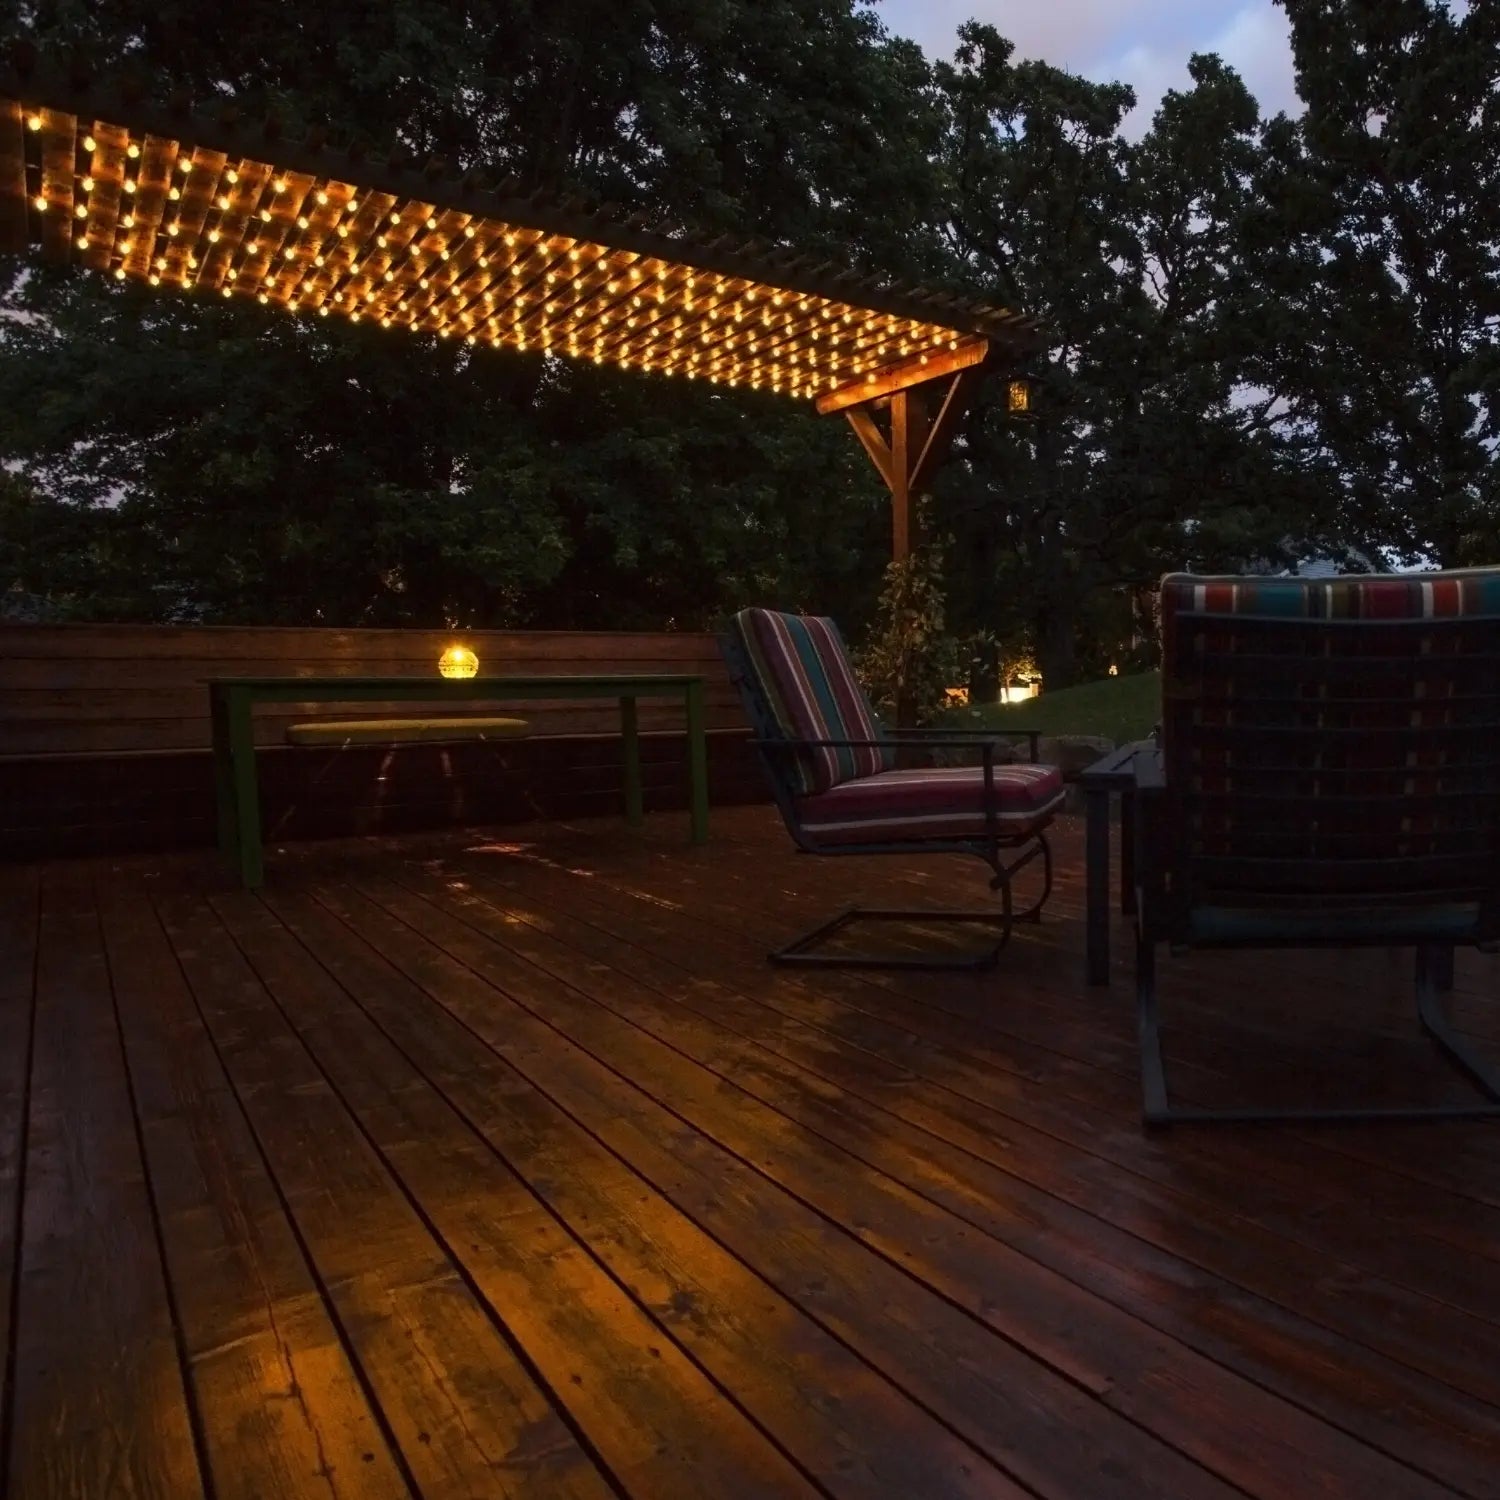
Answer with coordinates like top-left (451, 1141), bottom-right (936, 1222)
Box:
top-left (875, 0), bottom-right (1299, 129)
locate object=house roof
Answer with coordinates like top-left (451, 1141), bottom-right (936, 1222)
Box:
top-left (1, 62), bottom-right (1041, 405)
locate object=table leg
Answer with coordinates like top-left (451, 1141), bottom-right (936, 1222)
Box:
top-left (211, 687), bottom-right (236, 863)
top-left (1119, 785), bottom-right (1137, 916)
top-left (685, 679), bottom-right (709, 846)
top-left (620, 696), bottom-right (644, 828)
top-left (1085, 784), bottom-right (1110, 986)
top-left (227, 689), bottom-right (264, 889)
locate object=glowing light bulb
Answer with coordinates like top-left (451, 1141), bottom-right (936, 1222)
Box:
top-left (337, 224), bottom-right (349, 238)
top-left (178, 156), bottom-right (192, 173)
top-left (283, 247), bottom-right (295, 260)
top-left (168, 186), bottom-right (181, 201)
top-left (114, 267), bottom-right (126, 280)
top-left (149, 273), bottom-right (160, 285)
top-left (32, 195), bottom-right (46, 213)
top-left (222, 287), bottom-right (232, 298)
top-left (315, 190), bottom-right (329, 206)
top-left (80, 175), bottom-right (94, 192)
top-left (187, 254), bottom-right (198, 268)
top-left (218, 194), bottom-right (231, 210)
top-left (75, 234), bottom-right (88, 249)
top-left (82, 133), bottom-right (97, 153)
top-left (122, 179), bottom-right (137, 194)
top-left (273, 179), bottom-right (287, 194)
top-left (425, 216), bottom-right (437, 230)
top-left (389, 211), bottom-right (400, 225)
top-left (207, 228), bottom-right (221, 243)
top-left (74, 204), bottom-right (88, 219)
top-left (126, 142), bottom-right (140, 159)
top-left (258, 292), bottom-right (269, 304)
top-left (121, 213), bottom-right (135, 228)
top-left (346, 199), bottom-right (360, 213)
top-left (296, 215), bottom-right (309, 229)
top-left (24, 112), bottom-right (41, 132)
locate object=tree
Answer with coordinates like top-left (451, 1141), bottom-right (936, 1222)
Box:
top-left (929, 28), bottom-right (1324, 685)
top-left (1, 1), bottom-right (939, 626)
top-left (1261, 0), bottom-right (1500, 566)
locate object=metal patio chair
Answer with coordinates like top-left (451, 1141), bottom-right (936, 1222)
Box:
top-left (721, 607), bottom-right (1064, 969)
top-left (1131, 568), bottom-right (1500, 1124)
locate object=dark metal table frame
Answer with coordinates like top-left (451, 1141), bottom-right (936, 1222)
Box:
top-left (1080, 739), bottom-right (1152, 985)
top-left (209, 673), bottom-right (709, 889)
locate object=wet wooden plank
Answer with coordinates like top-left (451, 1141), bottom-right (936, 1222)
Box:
top-left (96, 880), bottom-right (414, 1500)
top-left (151, 886), bottom-right (616, 1500)
top-left (0, 864), bottom-right (39, 1473)
top-left (348, 860), bottom-right (1460, 1500)
top-left (258, 882), bottom-right (1037, 1500)
top-left (375, 849), bottom-right (1500, 1498)
top-left (8, 865), bottom-right (205, 1499)
top-left (214, 886), bottom-right (837, 1500)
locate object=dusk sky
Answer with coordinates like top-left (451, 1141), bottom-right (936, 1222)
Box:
top-left (876, 0), bottom-right (1301, 132)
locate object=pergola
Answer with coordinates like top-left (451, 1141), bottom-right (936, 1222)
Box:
top-left (1, 60), bottom-right (1042, 560)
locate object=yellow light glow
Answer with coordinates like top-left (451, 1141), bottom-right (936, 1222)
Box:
top-left (438, 645), bottom-right (480, 680)
top-left (27, 113), bottom-right (42, 131)
top-left (80, 175), bottom-right (94, 192)
top-left (32, 195), bottom-right (46, 212)
top-left (178, 156), bottom-right (192, 173)
top-left (82, 133), bottom-right (97, 152)
top-left (126, 142), bottom-right (140, 158)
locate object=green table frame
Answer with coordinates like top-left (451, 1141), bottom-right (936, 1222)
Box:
top-left (209, 673), bottom-right (709, 888)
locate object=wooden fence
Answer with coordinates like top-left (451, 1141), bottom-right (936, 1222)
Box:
top-left (0, 624), bottom-right (763, 857)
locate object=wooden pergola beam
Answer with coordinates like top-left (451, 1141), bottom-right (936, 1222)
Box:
top-left (814, 337), bottom-right (988, 416)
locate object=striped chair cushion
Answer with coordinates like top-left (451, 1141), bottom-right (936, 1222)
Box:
top-left (796, 763), bottom-right (1065, 846)
top-left (728, 608), bottom-right (894, 795)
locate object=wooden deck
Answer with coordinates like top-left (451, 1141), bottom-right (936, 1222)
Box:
top-left (4, 805), bottom-right (1500, 1499)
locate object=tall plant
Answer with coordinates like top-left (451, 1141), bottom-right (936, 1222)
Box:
top-left (855, 520), bottom-right (965, 727)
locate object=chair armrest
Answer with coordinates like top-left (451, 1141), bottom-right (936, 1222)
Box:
top-left (748, 735), bottom-right (1033, 754)
top-left (885, 727), bottom-right (1042, 762)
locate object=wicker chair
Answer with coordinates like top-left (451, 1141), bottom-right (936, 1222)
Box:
top-left (721, 607), bottom-right (1064, 969)
top-left (1132, 568), bottom-right (1500, 1124)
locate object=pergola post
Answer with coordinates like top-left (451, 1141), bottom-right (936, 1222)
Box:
top-left (817, 340), bottom-right (990, 561)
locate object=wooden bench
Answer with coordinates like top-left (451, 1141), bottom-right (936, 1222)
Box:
top-left (284, 716), bottom-right (531, 745)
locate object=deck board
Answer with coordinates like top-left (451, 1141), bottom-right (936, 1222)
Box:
top-left (5, 807), bottom-right (1500, 1499)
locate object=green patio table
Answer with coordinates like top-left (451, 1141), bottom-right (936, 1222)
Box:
top-left (209, 673), bottom-right (709, 888)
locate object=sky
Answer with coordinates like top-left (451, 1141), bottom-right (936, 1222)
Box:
top-left (875, 0), bottom-right (1300, 134)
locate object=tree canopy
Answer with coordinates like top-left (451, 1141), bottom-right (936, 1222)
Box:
top-left (2, 0), bottom-right (1495, 687)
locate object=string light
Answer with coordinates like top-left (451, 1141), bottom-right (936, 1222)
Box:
top-left (21, 113), bottom-right (977, 394)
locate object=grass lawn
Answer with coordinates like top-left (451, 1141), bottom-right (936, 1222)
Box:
top-left (949, 670), bottom-right (1160, 746)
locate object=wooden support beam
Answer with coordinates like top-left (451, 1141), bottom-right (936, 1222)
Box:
top-left (844, 407), bottom-right (894, 492)
top-left (838, 365), bottom-right (984, 562)
top-left (814, 337), bottom-right (988, 415)
top-left (909, 366), bottom-right (983, 497)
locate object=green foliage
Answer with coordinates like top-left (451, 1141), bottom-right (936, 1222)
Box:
top-left (1252, 0), bottom-right (1500, 567)
top-left (854, 523), bottom-right (967, 725)
top-left (1, 0), bottom-right (1494, 652)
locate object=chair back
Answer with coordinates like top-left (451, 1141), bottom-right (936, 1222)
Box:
top-left (1156, 570), bottom-right (1500, 931)
top-left (721, 608), bottom-right (893, 804)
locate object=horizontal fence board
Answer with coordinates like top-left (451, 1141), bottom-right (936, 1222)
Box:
top-left (0, 623), bottom-right (746, 757)
top-left (0, 624), bottom-right (722, 660)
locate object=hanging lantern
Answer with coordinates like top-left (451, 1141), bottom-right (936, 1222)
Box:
top-left (1006, 378), bottom-right (1032, 415)
top-left (438, 644), bottom-right (479, 679)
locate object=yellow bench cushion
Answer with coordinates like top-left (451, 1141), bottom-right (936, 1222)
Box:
top-left (286, 716), bottom-right (530, 746)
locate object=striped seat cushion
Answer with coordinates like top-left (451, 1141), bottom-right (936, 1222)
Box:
top-left (728, 607), bottom-right (893, 795)
top-left (796, 763), bottom-right (1065, 846)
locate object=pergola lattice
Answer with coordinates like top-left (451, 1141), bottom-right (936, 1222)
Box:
top-left (1, 61), bottom-right (1043, 558)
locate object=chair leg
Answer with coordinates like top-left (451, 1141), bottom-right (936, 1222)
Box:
top-left (1136, 942), bottom-right (1500, 1125)
top-left (1135, 928), bottom-right (1171, 1126)
top-left (987, 833), bottom-right (1051, 922)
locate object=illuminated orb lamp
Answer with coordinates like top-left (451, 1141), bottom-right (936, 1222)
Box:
top-left (438, 645), bottom-right (480, 679)
top-left (1006, 378), bottom-right (1032, 415)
